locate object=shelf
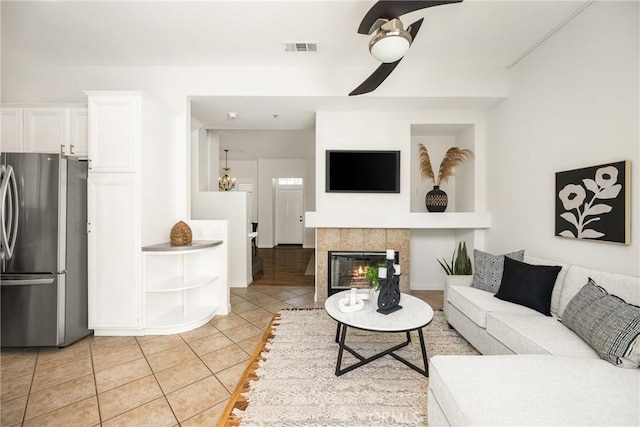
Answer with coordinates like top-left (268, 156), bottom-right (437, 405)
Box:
top-left (141, 240), bottom-right (222, 253)
top-left (145, 305), bottom-right (218, 331)
top-left (145, 275), bottom-right (220, 293)
top-left (305, 212), bottom-right (491, 229)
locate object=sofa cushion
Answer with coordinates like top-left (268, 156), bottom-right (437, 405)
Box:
top-left (448, 285), bottom-right (538, 328)
top-left (486, 312), bottom-right (599, 358)
top-left (562, 279), bottom-right (640, 368)
top-left (523, 255), bottom-right (569, 318)
top-left (471, 249), bottom-right (525, 293)
top-left (558, 265), bottom-right (640, 318)
top-left (495, 257), bottom-right (562, 316)
top-left (428, 354), bottom-right (640, 427)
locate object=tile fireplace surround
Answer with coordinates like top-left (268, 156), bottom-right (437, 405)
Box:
top-left (316, 228), bottom-right (410, 301)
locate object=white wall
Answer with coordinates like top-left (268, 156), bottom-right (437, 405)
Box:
top-left (2, 65), bottom-right (507, 108)
top-left (455, 126), bottom-right (477, 213)
top-left (485, 1), bottom-right (639, 276)
top-left (191, 191), bottom-right (252, 287)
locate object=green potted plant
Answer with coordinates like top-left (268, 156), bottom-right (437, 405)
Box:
top-left (439, 242), bottom-right (474, 315)
top-left (438, 241), bottom-right (472, 275)
top-left (365, 265), bottom-right (383, 291)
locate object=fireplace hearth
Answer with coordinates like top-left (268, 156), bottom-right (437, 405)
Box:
top-left (328, 251), bottom-right (398, 296)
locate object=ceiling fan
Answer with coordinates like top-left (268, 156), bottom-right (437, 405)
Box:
top-left (349, 0), bottom-right (463, 96)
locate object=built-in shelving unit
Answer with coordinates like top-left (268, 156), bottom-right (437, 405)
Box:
top-left (142, 240), bottom-right (224, 335)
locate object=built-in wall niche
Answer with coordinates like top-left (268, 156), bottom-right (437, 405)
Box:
top-left (409, 228), bottom-right (478, 290)
top-left (410, 124), bottom-right (476, 213)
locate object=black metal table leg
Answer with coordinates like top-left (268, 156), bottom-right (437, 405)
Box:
top-left (418, 328), bottom-right (429, 377)
top-left (333, 324), bottom-right (428, 377)
top-left (335, 322), bottom-right (348, 376)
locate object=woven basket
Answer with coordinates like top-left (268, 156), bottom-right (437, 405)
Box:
top-left (170, 221), bottom-right (192, 246)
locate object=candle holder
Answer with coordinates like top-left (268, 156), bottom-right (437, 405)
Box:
top-left (377, 258), bottom-right (402, 314)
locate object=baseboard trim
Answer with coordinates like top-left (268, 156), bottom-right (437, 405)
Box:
top-left (410, 281), bottom-right (445, 291)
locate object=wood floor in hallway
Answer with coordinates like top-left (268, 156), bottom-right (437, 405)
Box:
top-left (251, 245), bottom-right (315, 287)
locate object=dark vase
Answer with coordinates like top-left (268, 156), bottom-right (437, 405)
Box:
top-left (425, 186), bottom-right (448, 212)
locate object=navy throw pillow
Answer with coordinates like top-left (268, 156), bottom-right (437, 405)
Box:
top-left (494, 257), bottom-right (562, 316)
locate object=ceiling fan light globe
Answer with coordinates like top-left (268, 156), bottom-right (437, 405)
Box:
top-left (370, 34), bottom-right (410, 62)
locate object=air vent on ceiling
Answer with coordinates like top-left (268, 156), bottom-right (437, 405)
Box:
top-left (283, 42), bottom-right (318, 53)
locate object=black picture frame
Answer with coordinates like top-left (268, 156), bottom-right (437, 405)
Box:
top-left (555, 160), bottom-right (630, 244)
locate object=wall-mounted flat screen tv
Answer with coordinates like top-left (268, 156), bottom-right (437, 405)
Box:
top-left (326, 150), bottom-right (400, 193)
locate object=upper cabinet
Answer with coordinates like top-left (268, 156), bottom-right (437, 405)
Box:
top-left (25, 108), bottom-right (67, 153)
top-left (87, 94), bottom-right (140, 173)
top-left (0, 105), bottom-right (88, 157)
top-left (1, 108), bottom-right (25, 152)
top-left (69, 108), bottom-right (89, 157)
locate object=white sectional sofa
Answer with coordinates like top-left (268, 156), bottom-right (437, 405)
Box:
top-left (428, 255), bottom-right (640, 426)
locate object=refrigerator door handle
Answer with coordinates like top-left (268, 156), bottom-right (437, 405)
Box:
top-left (2, 277), bottom-right (55, 286)
top-left (1, 165), bottom-right (13, 260)
top-left (0, 165), bottom-right (19, 261)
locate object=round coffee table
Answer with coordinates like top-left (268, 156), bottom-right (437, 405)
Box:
top-left (325, 290), bottom-right (434, 377)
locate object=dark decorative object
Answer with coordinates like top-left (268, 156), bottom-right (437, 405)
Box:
top-left (425, 186), bottom-right (448, 212)
top-left (418, 144), bottom-right (473, 213)
top-left (555, 160), bottom-right (630, 244)
top-left (377, 250), bottom-right (402, 314)
top-left (170, 221), bottom-right (192, 246)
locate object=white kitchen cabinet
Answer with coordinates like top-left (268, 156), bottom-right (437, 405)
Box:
top-left (142, 240), bottom-right (224, 335)
top-left (87, 94), bottom-right (140, 173)
top-left (0, 105), bottom-right (88, 157)
top-left (68, 108), bottom-right (89, 157)
top-left (25, 108), bottom-right (67, 153)
top-left (1, 107), bottom-right (25, 152)
top-left (87, 173), bottom-right (141, 333)
top-left (86, 91), bottom-right (181, 336)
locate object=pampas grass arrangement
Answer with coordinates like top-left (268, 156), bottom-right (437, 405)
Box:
top-left (418, 144), bottom-right (474, 186)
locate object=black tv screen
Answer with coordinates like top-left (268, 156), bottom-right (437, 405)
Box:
top-left (326, 150), bottom-right (400, 193)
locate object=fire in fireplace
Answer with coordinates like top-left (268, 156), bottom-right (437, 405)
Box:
top-left (328, 251), bottom-right (399, 296)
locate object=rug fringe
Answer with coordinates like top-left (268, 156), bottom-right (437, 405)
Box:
top-left (217, 312), bottom-right (282, 427)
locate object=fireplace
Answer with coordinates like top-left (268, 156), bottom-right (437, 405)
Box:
top-left (328, 251), bottom-right (398, 296)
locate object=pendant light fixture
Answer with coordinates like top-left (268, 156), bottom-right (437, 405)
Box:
top-left (218, 149), bottom-right (236, 191)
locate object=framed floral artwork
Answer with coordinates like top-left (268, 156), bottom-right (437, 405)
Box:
top-left (555, 160), bottom-right (630, 244)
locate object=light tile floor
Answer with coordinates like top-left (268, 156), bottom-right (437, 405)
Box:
top-left (0, 286), bottom-right (443, 426)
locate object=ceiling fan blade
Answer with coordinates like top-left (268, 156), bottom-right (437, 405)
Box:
top-left (406, 17), bottom-right (424, 42)
top-left (349, 18), bottom-right (423, 96)
top-left (349, 62), bottom-right (402, 96)
top-left (358, 0), bottom-right (462, 34)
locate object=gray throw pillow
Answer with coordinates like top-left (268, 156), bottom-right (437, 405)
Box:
top-left (471, 249), bottom-right (525, 293)
top-left (562, 279), bottom-right (640, 368)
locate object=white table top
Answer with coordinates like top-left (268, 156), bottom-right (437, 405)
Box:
top-left (325, 291), bottom-right (434, 332)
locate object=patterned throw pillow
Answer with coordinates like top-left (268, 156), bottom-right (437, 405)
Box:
top-left (562, 279), bottom-right (640, 368)
top-left (471, 249), bottom-right (525, 293)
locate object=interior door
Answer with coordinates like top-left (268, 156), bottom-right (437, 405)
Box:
top-left (277, 189), bottom-right (303, 244)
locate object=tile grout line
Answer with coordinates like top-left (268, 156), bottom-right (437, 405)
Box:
top-left (142, 334), bottom-right (183, 426)
top-left (19, 349), bottom-right (39, 426)
top-left (87, 340), bottom-right (103, 427)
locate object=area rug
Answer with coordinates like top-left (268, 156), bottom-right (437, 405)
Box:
top-left (220, 308), bottom-right (478, 426)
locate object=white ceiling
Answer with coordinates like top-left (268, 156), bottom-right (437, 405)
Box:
top-left (2, 0), bottom-right (589, 129)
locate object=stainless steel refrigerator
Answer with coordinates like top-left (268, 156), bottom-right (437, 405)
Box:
top-left (1, 153), bottom-right (91, 347)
